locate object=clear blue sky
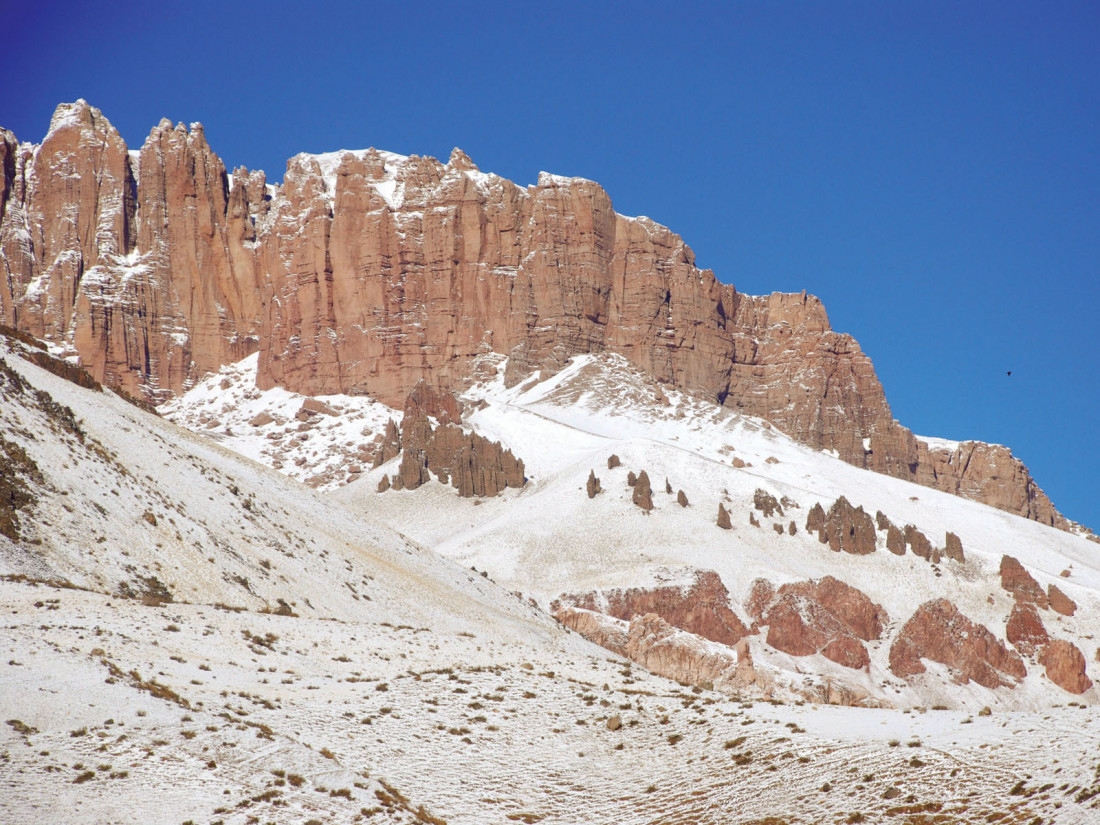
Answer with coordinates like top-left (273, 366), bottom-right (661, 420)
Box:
top-left (4, 1), bottom-right (1097, 530)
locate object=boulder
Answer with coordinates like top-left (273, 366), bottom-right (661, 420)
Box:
top-left (1000, 556), bottom-right (1048, 609)
top-left (632, 470), bottom-right (653, 511)
top-left (753, 488), bottom-right (783, 518)
top-left (1047, 584), bottom-right (1076, 617)
top-left (586, 469), bottom-right (601, 499)
top-left (1039, 640), bottom-right (1092, 695)
top-left (717, 502), bottom-right (732, 530)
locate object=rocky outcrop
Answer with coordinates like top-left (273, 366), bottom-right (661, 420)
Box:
top-left (746, 576), bottom-right (887, 671)
top-left (753, 489), bottom-right (783, 518)
top-left (943, 531), bottom-right (965, 563)
top-left (905, 524), bottom-right (937, 563)
top-left (1000, 556), bottom-right (1049, 609)
top-left (554, 569), bottom-right (750, 647)
top-left (554, 606), bottom-right (756, 693)
top-left (889, 599), bottom-right (1026, 690)
top-left (0, 102), bottom-right (1086, 534)
top-left (1039, 640), bottom-right (1093, 695)
top-left (807, 496), bottom-right (876, 555)
top-left (717, 502), bottom-right (732, 530)
top-left (632, 470), bottom-right (653, 511)
top-left (371, 419), bottom-right (401, 467)
top-left (1006, 603), bottom-right (1049, 656)
top-left (676, 489), bottom-right (688, 507)
top-left (1047, 584), bottom-right (1077, 617)
top-left (586, 469), bottom-right (600, 498)
top-left (914, 439), bottom-right (1071, 531)
top-left (383, 382), bottom-right (523, 497)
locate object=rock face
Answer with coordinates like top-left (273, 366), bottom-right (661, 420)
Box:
top-left (747, 577), bottom-right (888, 671)
top-left (1006, 603), bottom-right (1049, 656)
top-left (1, 102), bottom-right (264, 400)
top-left (553, 606), bottom-right (756, 694)
top-left (384, 382), bottom-right (523, 497)
top-left (1047, 584), bottom-right (1077, 617)
top-left (554, 569), bottom-right (750, 647)
top-left (914, 439), bottom-right (1070, 530)
top-left (807, 496), bottom-right (876, 555)
top-left (1000, 556), bottom-right (1049, 609)
top-left (717, 503), bottom-right (732, 530)
top-left (1039, 640), bottom-right (1093, 695)
top-left (0, 102), bottom-right (1086, 533)
top-left (889, 599), bottom-right (1026, 689)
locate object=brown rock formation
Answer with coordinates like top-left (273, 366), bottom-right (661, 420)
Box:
top-left (746, 576), bottom-right (887, 671)
top-left (1039, 640), bottom-right (1093, 695)
top-left (1047, 584), bottom-right (1076, 617)
top-left (1005, 603), bottom-right (1049, 656)
top-left (808, 496), bottom-right (876, 555)
top-left (886, 525), bottom-right (906, 556)
top-left (554, 569), bottom-right (750, 647)
top-left (626, 470), bottom-right (637, 487)
top-left (889, 599), bottom-right (1026, 689)
top-left (586, 469), bottom-right (600, 498)
top-left (1000, 556), bottom-right (1049, 609)
top-left (943, 531), bottom-right (965, 563)
top-left (371, 419), bottom-right (401, 467)
top-left (914, 439), bottom-right (1071, 531)
top-left (676, 489), bottom-right (688, 507)
top-left (905, 524), bottom-right (937, 562)
top-left (632, 470), bottom-right (653, 511)
top-left (607, 454), bottom-right (620, 469)
top-left (806, 503), bottom-right (826, 537)
top-left (753, 489), bottom-right (783, 518)
top-left (717, 502), bottom-right (732, 530)
top-left (0, 102), bottom-right (1086, 534)
top-left (390, 382), bottom-right (523, 497)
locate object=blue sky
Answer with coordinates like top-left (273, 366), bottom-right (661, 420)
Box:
top-left (3, 1), bottom-right (1097, 529)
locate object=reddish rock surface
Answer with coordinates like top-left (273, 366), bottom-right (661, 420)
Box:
top-left (889, 599), bottom-right (1026, 689)
top-left (554, 569), bottom-right (750, 647)
top-left (905, 524), bottom-right (938, 563)
top-left (1000, 556), bottom-right (1049, 609)
top-left (0, 102), bottom-right (1086, 534)
top-left (1039, 640), bottom-right (1093, 695)
top-left (1006, 603), bottom-right (1049, 656)
top-left (1047, 584), bottom-right (1077, 617)
top-left (746, 576), bottom-right (886, 671)
top-left (807, 496), bottom-right (876, 555)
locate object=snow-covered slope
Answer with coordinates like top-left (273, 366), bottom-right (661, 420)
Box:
top-left (331, 352), bottom-right (1100, 710)
top-left (5, 337), bottom-right (1100, 824)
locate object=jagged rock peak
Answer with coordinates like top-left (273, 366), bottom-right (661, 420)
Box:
top-left (448, 147), bottom-right (478, 171)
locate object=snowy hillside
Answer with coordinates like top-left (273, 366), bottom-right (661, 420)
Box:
top-left (5, 332), bottom-right (1100, 823)
top-left (331, 352), bottom-right (1100, 711)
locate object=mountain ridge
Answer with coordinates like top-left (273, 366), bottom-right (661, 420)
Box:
top-left (0, 100), bottom-right (1088, 536)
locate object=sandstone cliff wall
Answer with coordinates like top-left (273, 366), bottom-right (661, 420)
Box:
top-left (0, 101), bottom-right (1080, 530)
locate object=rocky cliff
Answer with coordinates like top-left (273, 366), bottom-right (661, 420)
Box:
top-left (0, 101), bottom-right (1081, 531)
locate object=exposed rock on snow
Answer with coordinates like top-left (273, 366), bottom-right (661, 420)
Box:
top-left (889, 599), bottom-right (1026, 690)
